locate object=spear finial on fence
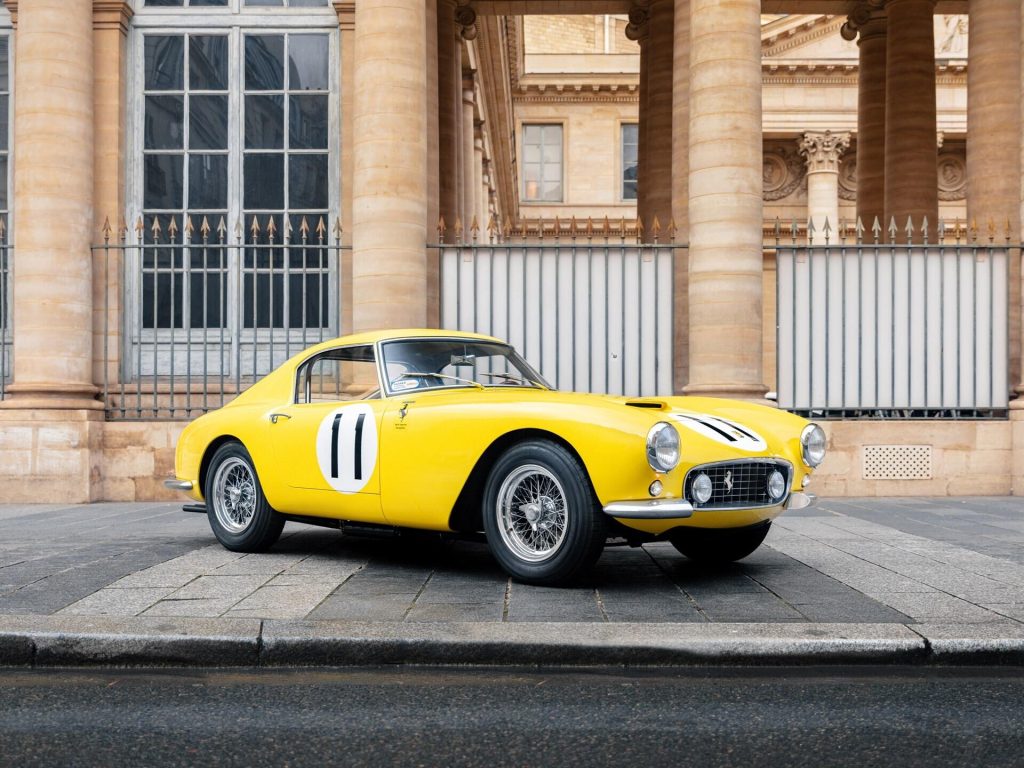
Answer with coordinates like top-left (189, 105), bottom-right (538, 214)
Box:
top-left (855, 217), bottom-right (865, 244)
top-left (470, 215), bottom-right (480, 241)
top-left (839, 218), bottom-right (848, 244)
top-left (151, 216), bottom-right (162, 242)
top-left (266, 216), bottom-right (277, 243)
top-left (635, 215), bottom-right (644, 243)
top-left (903, 216), bottom-right (914, 244)
top-left (249, 215), bottom-right (261, 242)
top-left (487, 214), bottom-right (497, 241)
top-left (603, 215), bottom-right (611, 239)
top-left (453, 216), bottom-right (463, 243)
top-left (668, 218), bottom-right (677, 242)
top-left (790, 218), bottom-right (798, 244)
top-left (135, 216), bottom-right (145, 241)
top-left (773, 217), bottom-right (781, 246)
top-left (969, 217), bottom-right (978, 243)
top-left (553, 215), bottom-right (561, 240)
top-left (437, 216), bottom-right (446, 243)
top-left (502, 217), bottom-right (512, 240)
top-left (585, 217), bottom-right (594, 239)
top-left (119, 217), bottom-right (128, 243)
top-left (283, 216), bottom-right (293, 243)
top-left (200, 216), bottom-right (211, 240)
top-left (167, 217), bottom-right (179, 242)
top-left (953, 217), bottom-right (962, 244)
top-left (1006, 218), bottom-right (1013, 245)
top-left (871, 216), bottom-right (881, 243)
top-left (315, 216), bottom-right (327, 243)
top-left (937, 219), bottom-right (946, 244)
top-left (823, 217), bottom-right (832, 245)
top-left (986, 217), bottom-right (995, 244)
top-left (101, 216), bottom-right (112, 244)
top-left (651, 215), bottom-right (661, 243)
top-left (217, 216), bottom-right (228, 243)
top-left (334, 217), bottom-right (343, 241)
top-left (299, 215), bottom-right (311, 243)
top-left (184, 215), bottom-right (194, 241)
top-left (887, 216), bottom-right (898, 243)
top-left (921, 216), bottom-right (930, 245)
top-left (807, 217), bottom-right (816, 245)
top-left (569, 215), bottom-right (578, 239)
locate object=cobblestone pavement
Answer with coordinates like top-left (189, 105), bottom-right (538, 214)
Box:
top-left (0, 498), bottom-right (1021, 625)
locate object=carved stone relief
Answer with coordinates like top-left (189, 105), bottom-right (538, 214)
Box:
top-left (937, 146), bottom-right (967, 201)
top-left (763, 143), bottom-right (806, 201)
top-left (838, 152), bottom-right (857, 201)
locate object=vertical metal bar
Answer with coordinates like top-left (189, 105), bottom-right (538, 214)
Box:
top-left (504, 241), bottom-right (511, 347)
top-left (118, 240), bottom-right (127, 419)
top-left (522, 243), bottom-right (527, 365)
top-left (185, 236), bottom-right (192, 418)
top-left (923, 242), bottom-right (928, 410)
top-left (637, 244), bottom-right (642, 395)
top-left (955, 241), bottom-right (962, 409)
top-left (219, 234), bottom-right (226, 409)
top-left (604, 239), bottom-right (609, 394)
top-left (587, 239), bottom-right (593, 393)
top-left (152, 237), bottom-right (159, 419)
top-left (775, 246), bottom-right (781, 409)
top-left (169, 238), bottom-right (176, 418)
top-left (571, 237), bottom-right (576, 392)
top-left (972, 243), bottom-right (978, 409)
top-left (939, 238), bottom-right (945, 409)
top-left (269, 241), bottom-right (276, 376)
top-left (791, 245), bottom-right (797, 411)
top-left (473, 241), bottom-right (479, 334)
top-left (251, 238), bottom-right (258, 384)
top-left (540, 246), bottom-right (545, 382)
top-left (840, 239), bottom-right (846, 412)
top-left (890, 239), bottom-right (895, 410)
top-left (555, 244), bottom-right (560, 389)
top-left (137, 236), bottom-right (144, 418)
top-left (907, 243), bottom-right (912, 409)
top-left (235, 235), bottom-right (243, 399)
top-left (300, 233), bottom-right (308, 352)
top-left (621, 243), bottom-right (626, 395)
top-left (202, 235), bottom-right (209, 414)
top-left (873, 238), bottom-right (879, 413)
top-left (808, 241), bottom-right (814, 411)
top-left (283, 234), bottom-right (291, 363)
top-left (103, 241), bottom-right (110, 416)
top-left (824, 241), bottom-right (830, 412)
top-left (989, 245), bottom-right (995, 409)
top-left (857, 238), bottom-right (863, 411)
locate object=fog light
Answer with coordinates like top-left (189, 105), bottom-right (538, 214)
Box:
top-left (692, 473), bottom-right (713, 504)
top-left (768, 470), bottom-right (787, 501)
top-left (649, 479), bottom-right (663, 497)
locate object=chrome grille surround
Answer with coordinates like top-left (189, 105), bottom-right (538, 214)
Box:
top-left (683, 458), bottom-right (793, 510)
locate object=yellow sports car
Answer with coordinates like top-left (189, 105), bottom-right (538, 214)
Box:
top-left (167, 329), bottom-right (824, 585)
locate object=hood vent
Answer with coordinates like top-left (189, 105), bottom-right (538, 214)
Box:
top-left (624, 400), bottom-right (666, 410)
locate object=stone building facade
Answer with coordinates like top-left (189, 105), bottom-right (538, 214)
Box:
top-left (0, 0), bottom-right (1021, 503)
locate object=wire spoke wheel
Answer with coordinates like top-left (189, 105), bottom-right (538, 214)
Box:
top-left (496, 464), bottom-right (569, 563)
top-left (212, 457), bottom-right (258, 534)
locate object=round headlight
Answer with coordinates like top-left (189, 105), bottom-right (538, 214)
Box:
top-left (692, 473), bottom-right (713, 504)
top-left (767, 470), bottom-right (787, 501)
top-left (801, 423), bottom-right (827, 468)
top-left (646, 422), bottom-right (681, 473)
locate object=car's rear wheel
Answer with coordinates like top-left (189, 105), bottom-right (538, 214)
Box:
top-left (482, 440), bottom-right (605, 585)
top-left (205, 442), bottom-right (284, 552)
top-left (668, 521), bottom-right (771, 564)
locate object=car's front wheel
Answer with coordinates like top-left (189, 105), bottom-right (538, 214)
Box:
top-left (668, 521), bottom-right (771, 564)
top-left (482, 440), bottom-right (606, 585)
top-left (205, 441), bottom-right (284, 552)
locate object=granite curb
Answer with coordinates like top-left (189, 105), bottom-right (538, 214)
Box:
top-left (1, 616), bottom-right (1023, 667)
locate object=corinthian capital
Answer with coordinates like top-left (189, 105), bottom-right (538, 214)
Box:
top-left (799, 130), bottom-right (851, 173)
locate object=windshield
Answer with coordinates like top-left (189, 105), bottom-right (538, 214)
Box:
top-left (380, 339), bottom-right (551, 395)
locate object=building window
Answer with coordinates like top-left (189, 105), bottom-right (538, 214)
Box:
top-left (521, 124), bottom-right (563, 202)
top-left (621, 123), bottom-right (638, 201)
top-left (131, 4), bottom-right (337, 378)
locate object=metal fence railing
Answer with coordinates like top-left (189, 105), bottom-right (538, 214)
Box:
top-left (0, 222), bottom-right (8, 401)
top-left (775, 219), bottom-right (1012, 419)
top-left (96, 216), bottom-right (345, 420)
top-left (436, 235), bottom-right (679, 397)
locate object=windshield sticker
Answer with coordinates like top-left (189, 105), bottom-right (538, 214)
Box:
top-left (392, 379), bottom-right (419, 391)
top-left (669, 412), bottom-right (767, 452)
top-left (316, 404), bottom-right (378, 493)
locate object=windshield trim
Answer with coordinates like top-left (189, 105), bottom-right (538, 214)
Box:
top-left (376, 336), bottom-right (551, 398)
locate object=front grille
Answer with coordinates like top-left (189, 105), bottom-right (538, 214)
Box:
top-left (684, 460), bottom-right (790, 510)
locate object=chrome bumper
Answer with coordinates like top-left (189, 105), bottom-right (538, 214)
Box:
top-left (164, 478), bottom-right (194, 491)
top-left (602, 499), bottom-right (694, 519)
top-left (784, 492), bottom-right (816, 510)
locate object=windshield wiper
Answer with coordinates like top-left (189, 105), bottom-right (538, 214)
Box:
top-left (477, 372), bottom-right (546, 389)
top-left (396, 372), bottom-right (484, 390)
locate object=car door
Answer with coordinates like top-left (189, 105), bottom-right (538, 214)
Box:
top-left (269, 344), bottom-right (387, 524)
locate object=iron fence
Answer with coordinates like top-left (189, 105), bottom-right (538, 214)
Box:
top-left (436, 237), bottom-right (679, 397)
top-left (0, 224), bottom-right (8, 400)
top-left (775, 219), bottom-right (1013, 418)
top-left (96, 216), bottom-right (345, 420)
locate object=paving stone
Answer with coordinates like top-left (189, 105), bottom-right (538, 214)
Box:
top-left (404, 602), bottom-right (505, 622)
top-left (224, 583), bottom-right (338, 620)
top-left (57, 588), bottom-right (176, 617)
top-left (142, 598), bottom-right (242, 617)
top-left (308, 594), bottom-right (415, 621)
top-left (870, 592), bottom-right (1009, 623)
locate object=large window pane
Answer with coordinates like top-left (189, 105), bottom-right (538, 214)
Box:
top-left (189, 154), bottom-right (228, 209)
top-left (189, 36), bottom-right (228, 91)
top-left (288, 35), bottom-right (329, 91)
top-left (245, 95), bottom-right (284, 149)
top-left (145, 36), bottom-right (184, 91)
top-left (244, 154), bottom-right (285, 210)
top-left (144, 154), bottom-right (184, 209)
top-left (245, 36), bottom-right (285, 91)
top-left (521, 124), bottom-right (562, 202)
top-left (289, 154), bottom-right (328, 210)
top-left (0, 156), bottom-right (7, 211)
top-left (190, 95), bottom-right (228, 150)
top-left (622, 123), bottom-right (638, 201)
top-left (145, 95), bottom-right (184, 150)
top-left (289, 95), bottom-right (327, 149)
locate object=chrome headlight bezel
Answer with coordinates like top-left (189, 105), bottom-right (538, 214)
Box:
top-left (646, 422), bottom-right (681, 473)
top-left (801, 423), bottom-right (827, 468)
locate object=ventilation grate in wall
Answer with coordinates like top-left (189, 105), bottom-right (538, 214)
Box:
top-left (862, 445), bottom-right (933, 480)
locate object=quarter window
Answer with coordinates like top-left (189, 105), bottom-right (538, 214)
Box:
top-left (521, 124), bottom-right (563, 202)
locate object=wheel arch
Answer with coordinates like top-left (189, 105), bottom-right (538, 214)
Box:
top-left (197, 434), bottom-right (245, 499)
top-left (447, 428), bottom-right (595, 533)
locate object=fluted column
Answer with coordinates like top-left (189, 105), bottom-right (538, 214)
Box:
top-left (800, 131), bottom-right (850, 240)
top-left (883, 0), bottom-right (938, 235)
top-left (352, 0), bottom-right (427, 330)
top-left (671, 0), bottom-right (690, 393)
top-left (645, 0), bottom-right (674, 235)
top-left (4, 0), bottom-right (98, 408)
top-left (850, 7), bottom-right (887, 228)
top-left (686, 0), bottom-right (766, 400)
top-left (437, 0), bottom-right (460, 229)
top-left (473, 130), bottom-right (484, 237)
top-left (629, 6), bottom-right (650, 226)
top-left (462, 77), bottom-right (476, 236)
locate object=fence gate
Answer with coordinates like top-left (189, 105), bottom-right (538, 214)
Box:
top-left (776, 238), bottom-right (1010, 418)
top-left (438, 243), bottom-right (676, 396)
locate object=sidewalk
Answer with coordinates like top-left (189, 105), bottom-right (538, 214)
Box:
top-left (0, 498), bottom-right (1022, 666)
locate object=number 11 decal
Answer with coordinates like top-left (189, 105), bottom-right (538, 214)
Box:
top-left (317, 404), bottom-right (377, 493)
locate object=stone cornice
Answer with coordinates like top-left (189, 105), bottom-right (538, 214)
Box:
top-left (2, 0), bottom-right (15, 26)
top-left (93, 1), bottom-right (134, 35)
top-left (332, 1), bottom-right (354, 31)
top-left (513, 82), bottom-right (638, 104)
top-left (762, 14), bottom-right (843, 57)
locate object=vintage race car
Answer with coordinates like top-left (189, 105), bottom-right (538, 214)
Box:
top-left (167, 329), bottom-right (825, 585)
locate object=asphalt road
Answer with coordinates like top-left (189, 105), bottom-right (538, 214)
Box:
top-left (0, 666), bottom-right (1021, 768)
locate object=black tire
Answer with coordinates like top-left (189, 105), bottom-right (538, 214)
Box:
top-left (668, 521), bottom-right (771, 564)
top-left (482, 440), bottom-right (606, 585)
top-left (204, 441), bottom-right (284, 552)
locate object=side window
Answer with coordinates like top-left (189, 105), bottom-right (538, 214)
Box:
top-left (296, 345), bottom-right (379, 403)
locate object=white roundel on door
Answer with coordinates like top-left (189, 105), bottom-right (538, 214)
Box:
top-left (315, 404), bottom-right (378, 493)
top-left (669, 412), bottom-right (767, 452)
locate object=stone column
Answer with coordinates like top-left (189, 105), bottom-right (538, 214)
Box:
top-left (334, 2), bottom-right (355, 335)
top-left (473, 130), bottom-right (485, 238)
top-left (92, 1), bottom-right (133, 390)
top-left (670, 0), bottom-right (689, 393)
top-left (645, 0), bottom-right (674, 235)
top-left (850, 7), bottom-right (887, 229)
top-left (628, 7), bottom-right (650, 225)
top-left (967, 0), bottom-right (1021, 402)
top-left (4, 0), bottom-right (97, 408)
top-left (425, 0), bottom-right (440, 327)
top-left (883, 0), bottom-right (938, 236)
top-left (800, 131), bottom-right (851, 241)
top-left (462, 77), bottom-right (476, 237)
top-left (686, 0), bottom-right (766, 400)
top-left (437, 0), bottom-right (459, 230)
top-left (352, 0), bottom-right (428, 330)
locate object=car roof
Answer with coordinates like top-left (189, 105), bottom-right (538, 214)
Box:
top-left (297, 328), bottom-right (503, 358)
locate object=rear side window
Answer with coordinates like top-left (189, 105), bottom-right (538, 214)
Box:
top-left (295, 344), bottom-right (379, 403)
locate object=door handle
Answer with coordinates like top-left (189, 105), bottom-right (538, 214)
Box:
top-left (270, 413), bottom-right (292, 424)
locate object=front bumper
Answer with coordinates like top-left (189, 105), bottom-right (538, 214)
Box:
top-left (603, 491), bottom-right (815, 520)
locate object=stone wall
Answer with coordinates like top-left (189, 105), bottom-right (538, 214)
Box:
top-left (102, 422), bottom-right (185, 501)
